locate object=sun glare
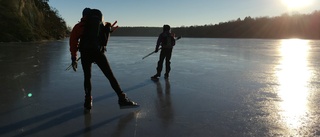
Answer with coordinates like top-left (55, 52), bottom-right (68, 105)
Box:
top-left (276, 39), bottom-right (311, 131)
top-left (281, 0), bottom-right (313, 10)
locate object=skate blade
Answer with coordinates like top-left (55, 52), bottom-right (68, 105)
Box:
top-left (151, 77), bottom-right (159, 81)
top-left (120, 105), bottom-right (140, 109)
top-left (84, 108), bottom-right (91, 113)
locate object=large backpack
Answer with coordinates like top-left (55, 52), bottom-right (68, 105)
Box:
top-left (161, 32), bottom-right (175, 48)
top-left (79, 10), bottom-right (106, 52)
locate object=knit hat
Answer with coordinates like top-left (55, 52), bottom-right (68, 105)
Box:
top-left (163, 25), bottom-right (171, 32)
top-left (82, 8), bottom-right (91, 17)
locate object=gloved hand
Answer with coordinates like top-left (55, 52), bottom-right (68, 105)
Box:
top-left (171, 33), bottom-right (175, 37)
top-left (71, 57), bottom-right (77, 72)
top-left (155, 47), bottom-right (159, 53)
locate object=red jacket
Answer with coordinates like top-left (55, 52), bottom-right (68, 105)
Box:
top-left (69, 17), bottom-right (86, 59)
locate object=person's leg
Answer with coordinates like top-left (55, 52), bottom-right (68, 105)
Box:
top-left (95, 53), bottom-right (123, 95)
top-left (81, 52), bottom-right (93, 110)
top-left (164, 49), bottom-right (173, 78)
top-left (95, 53), bottom-right (139, 108)
top-left (152, 50), bottom-right (166, 78)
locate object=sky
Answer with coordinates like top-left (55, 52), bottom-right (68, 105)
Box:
top-left (48, 0), bottom-right (320, 28)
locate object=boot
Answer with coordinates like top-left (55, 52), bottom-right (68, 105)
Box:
top-left (118, 93), bottom-right (139, 109)
top-left (84, 96), bottom-right (93, 110)
top-left (151, 73), bottom-right (160, 80)
top-left (164, 73), bottom-right (169, 79)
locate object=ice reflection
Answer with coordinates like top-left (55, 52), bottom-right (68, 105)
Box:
top-left (276, 39), bottom-right (311, 129)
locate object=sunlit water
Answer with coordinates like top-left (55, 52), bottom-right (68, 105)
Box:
top-left (1, 37), bottom-right (320, 136)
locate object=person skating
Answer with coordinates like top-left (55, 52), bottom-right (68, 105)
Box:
top-left (151, 25), bottom-right (176, 80)
top-left (69, 8), bottom-right (138, 110)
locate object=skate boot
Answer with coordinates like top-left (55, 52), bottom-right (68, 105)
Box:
top-left (164, 73), bottom-right (169, 79)
top-left (151, 73), bottom-right (160, 80)
top-left (118, 93), bottom-right (139, 109)
top-left (84, 96), bottom-right (93, 110)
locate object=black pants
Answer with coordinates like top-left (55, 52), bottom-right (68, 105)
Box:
top-left (81, 51), bottom-right (122, 97)
top-left (156, 48), bottom-right (173, 75)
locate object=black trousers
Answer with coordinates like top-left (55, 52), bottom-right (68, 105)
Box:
top-left (156, 48), bottom-right (173, 75)
top-left (80, 51), bottom-right (122, 97)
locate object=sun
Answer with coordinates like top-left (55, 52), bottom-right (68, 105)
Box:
top-left (281, 0), bottom-right (313, 10)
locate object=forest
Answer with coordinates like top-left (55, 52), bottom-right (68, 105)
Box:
top-left (0, 0), bottom-right (69, 42)
top-left (113, 11), bottom-right (320, 39)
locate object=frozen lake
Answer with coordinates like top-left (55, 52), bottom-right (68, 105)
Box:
top-left (1, 37), bottom-right (320, 136)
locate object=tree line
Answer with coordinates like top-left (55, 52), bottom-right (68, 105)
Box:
top-left (1, 1), bottom-right (319, 42)
top-left (0, 0), bottom-right (68, 42)
top-left (113, 10), bottom-right (320, 39)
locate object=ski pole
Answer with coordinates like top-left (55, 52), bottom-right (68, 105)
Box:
top-left (65, 57), bottom-right (81, 71)
top-left (142, 49), bottom-right (160, 60)
top-left (142, 36), bottom-right (182, 60)
top-left (110, 21), bottom-right (119, 33)
top-left (111, 26), bottom-right (119, 33)
top-left (111, 20), bottom-right (117, 27)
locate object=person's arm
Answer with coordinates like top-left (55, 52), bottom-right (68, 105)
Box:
top-left (69, 23), bottom-right (83, 72)
top-left (104, 22), bottom-right (111, 46)
top-left (171, 33), bottom-right (176, 46)
top-left (69, 23), bottom-right (82, 60)
top-left (155, 33), bottom-right (162, 52)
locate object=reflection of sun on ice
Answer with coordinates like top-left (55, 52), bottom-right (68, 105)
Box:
top-left (277, 39), bottom-right (311, 130)
top-left (282, 0), bottom-right (313, 9)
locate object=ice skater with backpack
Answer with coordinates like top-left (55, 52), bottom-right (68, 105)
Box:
top-left (69, 8), bottom-right (139, 110)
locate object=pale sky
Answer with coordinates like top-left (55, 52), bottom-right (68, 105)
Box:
top-left (49, 0), bottom-right (320, 28)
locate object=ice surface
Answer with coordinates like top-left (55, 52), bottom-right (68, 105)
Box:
top-left (1, 37), bottom-right (320, 136)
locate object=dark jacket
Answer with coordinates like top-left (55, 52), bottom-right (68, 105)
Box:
top-left (156, 31), bottom-right (176, 49)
